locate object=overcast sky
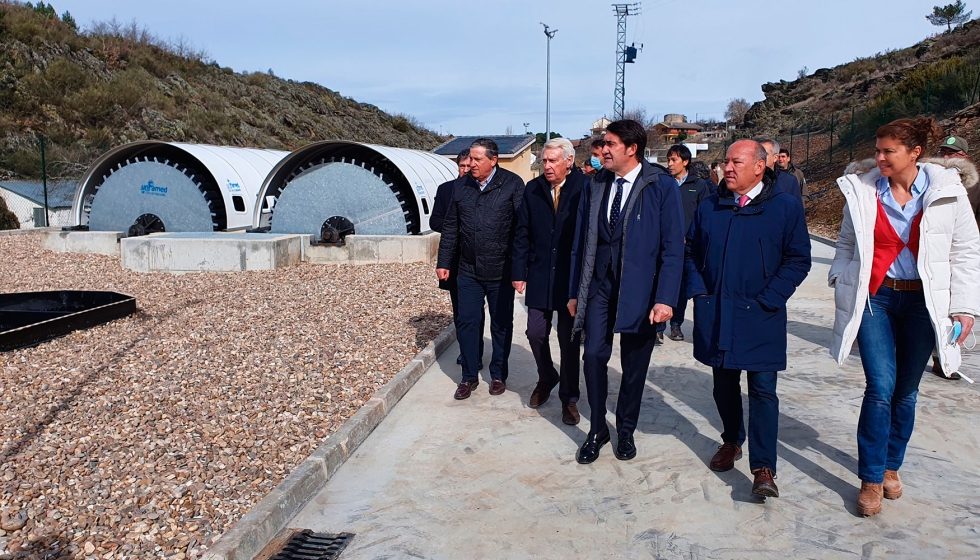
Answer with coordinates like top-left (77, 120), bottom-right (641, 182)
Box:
top-left (58, 0), bottom-right (951, 138)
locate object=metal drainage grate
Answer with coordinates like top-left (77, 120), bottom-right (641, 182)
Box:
top-left (269, 530), bottom-right (355, 560)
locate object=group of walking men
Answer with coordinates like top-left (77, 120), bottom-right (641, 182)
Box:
top-left (432, 120), bottom-right (812, 497)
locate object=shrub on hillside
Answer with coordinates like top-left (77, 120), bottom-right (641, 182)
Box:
top-left (0, 195), bottom-right (20, 230)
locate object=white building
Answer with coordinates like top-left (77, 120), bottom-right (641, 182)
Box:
top-left (0, 181), bottom-right (76, 228)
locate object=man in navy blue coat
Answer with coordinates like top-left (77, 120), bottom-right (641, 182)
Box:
top-left (568, 119), bottom-right (685, 464)
top-left (512, 138), bottom-right (587, 425)
top-left (685, 139), bottom-right (811, 498)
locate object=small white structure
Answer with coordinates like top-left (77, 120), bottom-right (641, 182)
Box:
top-left (0, 181), bottom-right (75, 228)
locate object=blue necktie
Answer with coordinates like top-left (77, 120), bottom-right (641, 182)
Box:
top-left (610, 178), bottom-right (625, 229)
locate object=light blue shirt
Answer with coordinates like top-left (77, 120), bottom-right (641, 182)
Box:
top-left (876, 165), bottom-right (929, 280)
top-left (676, 173), bottom-right (688, 186)
top-left (479, 167), bottom-right (497, 191)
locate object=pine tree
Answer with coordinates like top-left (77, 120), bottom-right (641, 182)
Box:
top-left (927, 1), bottom-right (973, 33)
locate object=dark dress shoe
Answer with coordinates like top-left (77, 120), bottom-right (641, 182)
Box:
top-left (453, 381), bottom-right (479, 400)
top-left (614, 431), bottom-right (637, 460)
top-left (655, 332), bottom-right (664, 345)
top-left (562, 402), bottom-right (580, 425)
top-left (709, 442), bottom-right (742, 472)
top-left (528, 380), bottom-right (558, 408)
top-left (489, 379), bottom-right (506, 395)
top-left (751, 467), bottom-right (779, 498)
top-left (576, 431), bottom-right (610, 464)
top-left (668, 325), bottom-right (684, 341)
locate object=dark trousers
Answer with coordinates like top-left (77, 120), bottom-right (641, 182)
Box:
top-left (582, 274), bottom-right (657, 436)
top-left (855, 286), bottom-right (934, 483)
top-left (449, 279), bottom-right (484, 359)
top-left (456, 273), bottom-right (514, 383)
top-left (712, 368), bottom-right (779, 472)
top-left (526, 306), bottom-right (580, 403)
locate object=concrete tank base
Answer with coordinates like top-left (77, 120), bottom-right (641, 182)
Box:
top-left (44, 230), bottom-right (123, 256)
top-left (120, 232), bottom-right (304, 273)
top-left (305, 232), bottom-right (440, 265)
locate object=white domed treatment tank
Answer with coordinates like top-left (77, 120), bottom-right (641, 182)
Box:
top-left (72, 142), bottom-right (289, 236)
top-left (254, 141), bottom-right (458, 242)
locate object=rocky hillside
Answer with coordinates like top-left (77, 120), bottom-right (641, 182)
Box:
top-left (743, 19), bottom-right (980, 136)
top-left (734, 19), bottom-right (980, 238)
top-left (0, 2), bottom-right (444, 180)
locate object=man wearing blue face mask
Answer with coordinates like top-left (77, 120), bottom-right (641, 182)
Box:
top-left (582, 138), bottom-right (605, 177)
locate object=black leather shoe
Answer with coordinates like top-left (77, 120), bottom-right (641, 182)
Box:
top-left (614, 431), bottom-right (637, 460)
top-left (576, 431), bottom-right (610, 464)
top-left (668, 325), bottom-right (684, 341)
top-left (655, 332), bottom-right (664, 345)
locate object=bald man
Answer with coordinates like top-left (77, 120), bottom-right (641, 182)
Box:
top-left (685, 139), bottom-right (811, 498)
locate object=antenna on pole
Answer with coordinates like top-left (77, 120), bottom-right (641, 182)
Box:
top-left (541, 22), bottom-right (558, 146)
top-left (612, 3), bottom-right (641, 121)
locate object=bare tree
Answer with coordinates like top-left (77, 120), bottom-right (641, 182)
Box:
top-left (797, 66), bottom-right (808, 80)
top-left (505, 125), bottom-right (514, 135)
top-left (622, 106), bottom-right (656, 127)
top-left (725, 98), bottom-right (751, 125)
top-left (927, 1), bottom-right (973, 32)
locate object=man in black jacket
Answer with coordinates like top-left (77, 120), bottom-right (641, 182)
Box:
top-left (512, 138), bottom-right (586, 424)
top-left (429, 148), bottom-right (483, 369)
top-left (659, 144), bottom-right (713, 342)
top-left (437, 139), bottom-right (526, 400)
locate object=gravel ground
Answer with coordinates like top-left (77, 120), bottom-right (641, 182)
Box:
top-left (0, 234), bottom-right (450, 559)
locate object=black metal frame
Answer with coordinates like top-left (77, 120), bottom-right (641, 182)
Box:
top-left (0, 291), bottom-right (137, 351)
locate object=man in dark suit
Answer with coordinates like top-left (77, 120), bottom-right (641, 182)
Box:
top-left (430, 148), bottom-right (483, 370)
top-left (437, 139), bottom-right (526, 400)
top-left (568, 119), bottom-right (685, 463)
top-left (658, 143), bottom-right (713, 343)
top-left (512, 138), bottom-right (587, 425)
top-left (758, 138), bottom-right (804, 207)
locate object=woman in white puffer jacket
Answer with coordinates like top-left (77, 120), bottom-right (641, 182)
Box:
top-left (829, 118), bottom-right (980, 517)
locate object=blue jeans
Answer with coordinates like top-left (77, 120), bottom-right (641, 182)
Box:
top-left (713, 368), bottom-right (779, 472)
top-left (856, 286), bottom-right (935, 483)
top-left (456, 273), bottom-right (515, 383)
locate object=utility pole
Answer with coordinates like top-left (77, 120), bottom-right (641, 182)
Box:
top-left (612, 3), bottom-right (641, 120)
top-left (523, 122), bottom-right (530, 135)
top-left (541, 23), bottom-right (557, 144)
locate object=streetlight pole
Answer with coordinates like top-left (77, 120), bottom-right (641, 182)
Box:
top-left (523, 122), bottom-right (530, 135)
top-left (541, 23), bottom-right (557, 144)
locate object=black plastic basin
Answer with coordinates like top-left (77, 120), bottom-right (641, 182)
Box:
top-left (0, 291), bottom-right (137, 351)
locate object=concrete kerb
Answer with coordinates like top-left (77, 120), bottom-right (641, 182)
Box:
top-left (203, 321), bottom-right (457, 560)
top-left (809, 232), bottom-right (837, 248)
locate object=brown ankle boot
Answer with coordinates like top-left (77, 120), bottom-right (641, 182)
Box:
top-left (883, 470), bottom-right (903, 500)
top-left (857, 481), bottom-right (883, 516)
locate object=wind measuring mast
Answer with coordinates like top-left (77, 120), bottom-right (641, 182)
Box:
top-left (612, 3), bottom-right (641, 120)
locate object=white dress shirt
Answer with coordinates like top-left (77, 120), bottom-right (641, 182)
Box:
top-left (607, 163), bottom-right (643, 221)
top-left (739, 181), bottom-right (764, 203)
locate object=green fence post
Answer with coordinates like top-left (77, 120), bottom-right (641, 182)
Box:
top-left (925, 80), bottom-right (931, 114)
top-left (849, 107), bottom-right (855, 163)
top-left (805, 120), bottom-right (811, 167)
top-left (829, 114), bottom-right (835, 165)
top-left (40, 135), bottom-right (49, 228)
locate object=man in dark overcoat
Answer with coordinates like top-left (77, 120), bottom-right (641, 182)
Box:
top-left (512, 138), bottom-right (587, 425)
top-left (685, 139), bottom-right (811, 497)
top-left (437, 139), bottom-right (525, 400)
top-left (430, 148), bottom-right (483, 369)
top-left (568, 119), bottom-right (685, 464)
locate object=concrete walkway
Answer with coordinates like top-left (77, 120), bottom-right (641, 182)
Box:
top-left (289, 241), bottom-right (980, 559)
